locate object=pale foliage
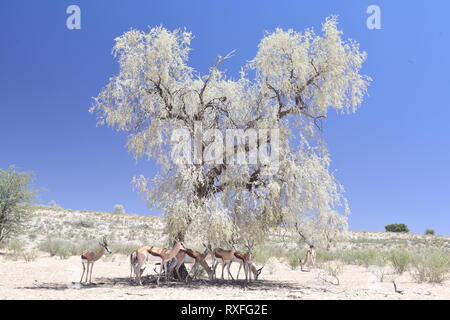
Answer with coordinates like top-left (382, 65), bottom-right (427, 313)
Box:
top-left (90, 17), bottom-right (370, 245)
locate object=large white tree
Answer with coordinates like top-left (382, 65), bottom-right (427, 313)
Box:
top-left (90, 16), bottom-right (370, 247)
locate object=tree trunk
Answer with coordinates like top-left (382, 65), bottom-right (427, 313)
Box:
top-left (172, 263), bottom-right (189, 281)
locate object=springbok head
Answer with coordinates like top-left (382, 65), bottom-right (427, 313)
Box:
top-left (244, 239), bottom-right (256, 263)
top-left (173, 236), bottom-right (186, 251)
top-left (202, 242), bottom-right (213, 257)
top-left (99, 236), bottom-right (112, 254)
top-left (255, 266), bottom-right (264, 280)
top-left (228, 236), bottom-right (237, 251)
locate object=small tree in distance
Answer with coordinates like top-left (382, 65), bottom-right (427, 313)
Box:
top-left (385, 223), bottom-right (409, 233)
top-left (49, 200), bottom-right (61, 209)
top-left (0, 166), bottom-right (36, 243)
top-left (424, 229), bottom-right (435, 236)
top-left (113, 204), bottom-right (126, 215)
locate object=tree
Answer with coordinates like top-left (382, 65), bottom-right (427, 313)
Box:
top-left (90, 16), bottom-right (370, 245)
top-left (0, 166), bottom-right (36, 243)
top-left (49, 200), bottom-right (61, 209)
top-left (385, 224), bottom-right (409, 233)
top-left (424, 229), bottom-right (435, 236)
top-left (112, 204), bottom-right (126, 215)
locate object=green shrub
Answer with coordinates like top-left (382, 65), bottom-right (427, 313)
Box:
top-left (0, 167), bottom-right (36, 244)
top-left (385, 224), bottom-right (409, 233)
top-left (72, 219), bottom-right (95, 229)
top-left (389, 248), bottom-right (413, 274)
top-left (335, 249), bottom-right (387, 267)
top-left (110, 241), bottom-right (140, 255)
top-left (288, 254), bottom-right (301, 270)
top-left (39, 238), bottom-right (98, 258)
top-left (424, 229), bottom-right (435, 236)
top-left (411, 249), bottom-right (450, 283)
top-left (315, 249), bottom-right (336, 263)
top-left (253, 245), bottom-right (289, 264)
top-left (22, 249), bottom-right (38, 262)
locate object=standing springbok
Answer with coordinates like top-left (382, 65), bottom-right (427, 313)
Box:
top-left (211, 241), bottom-right (238, 280)
top-left (147, 239), bottom-right (186, 285)
top-left (233, 240), bottom-right (255, 281)
top-left (130, 245), bottom-right (162, 284)
top-left (300, 245), bottom-right (316, 271)
top-left (234, 250), bottom-right (264, 281)
top-left (174, 244), bottom-right (214, 281)
top-left (130, 244), bottom-right (180, 285)
top-left (80, 237), bottom-right (112, 283)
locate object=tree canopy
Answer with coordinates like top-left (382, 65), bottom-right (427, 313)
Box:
top-left (90, 16), bottom-right (370, 246)
top-left (0, 166), bottom-right (35, 243)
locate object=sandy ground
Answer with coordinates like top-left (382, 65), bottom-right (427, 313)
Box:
top-left (0, 252), bottom-right (449, 300)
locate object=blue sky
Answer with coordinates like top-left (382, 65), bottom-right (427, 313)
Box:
top-left (1, 1), bottom-right (449, 235)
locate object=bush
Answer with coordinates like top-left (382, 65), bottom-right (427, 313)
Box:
top-left (110, 241), bottom-right (140, 255)
top-left (315, 249), bottom-right (336, 263)
top-left (424, 229), bottom-right (435, 236)
top-left (337, 249), bottom-right (385, 267)
top-left (0, 166), bottom-right (36, 243)
top-left (411, 249), bottom-right (450, 283)
top-left (49, 200), bottom-right (61, 209)
top-left (22, 249), bottom-right (38, 262)
top-left (319, 261), bottom-right (344, 285)
top-left (73, 219), bottom-right (95, 229)
top-left (112, 204), bottom-right (126, 215)
top-left (39, 238), bottom-right (98, 258)
top-left (389, 248), bottom-right (413, 274)
top-left (288, 254), bottom-right (301, 270)
top-left (385, 224), bottom-right (409, 233)
top-left (2, 239), bottom-right (26, 260)
top-left (252, 245), bottom-right (292, 264)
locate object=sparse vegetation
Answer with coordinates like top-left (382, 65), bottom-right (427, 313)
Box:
top-left (21, 249), bottom-right (38, 262)
top-left (389, 248), bottom-right (413, 275)
top-left (287, 254), bottom-right (301, 270)
top-left (411, 249), bottom-right (450, 283)
top-left (425, 229), bottom-right (435, 236)
top-left (318, 261), bottom-right (343, 285)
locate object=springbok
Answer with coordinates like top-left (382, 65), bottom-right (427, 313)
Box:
top-left (130, 245), bottom-right (162, 284)
top-left (300, 245), bottom-right (316, 271)
top-left (130, 244), bottom-right (181, 285)
top-left (80, 237), bottom-right (112, 283)
top-left (233, 240), bottom-right (255, 281)
top-left (211, 241), bottom-right (238, 280)
top-left (234, 251), bottom-right (264, 281)
top-left (174, 244), bottom-right (214, 281)
top-left (147, 239), bottom-right (186, 285)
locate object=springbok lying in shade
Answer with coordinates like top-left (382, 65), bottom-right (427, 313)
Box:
top-left (80, 237), bottom-right (112, 283)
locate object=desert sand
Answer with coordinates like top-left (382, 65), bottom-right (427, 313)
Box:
top-left (1, 252), bottom-right (448, 300)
